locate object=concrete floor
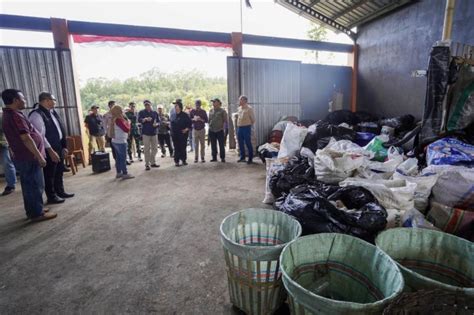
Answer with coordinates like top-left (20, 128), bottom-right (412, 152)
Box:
top-left (0, 149), bottom-right (272, 314)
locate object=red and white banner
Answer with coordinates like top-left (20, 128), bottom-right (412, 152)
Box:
top-left (72, 35), bottom-right (232, 52)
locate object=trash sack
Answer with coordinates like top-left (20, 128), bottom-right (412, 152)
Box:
top-left (272, 120), bottom-right (290, 132)
top-left (356, 121), bottom-right (380, 134)
top-left (276, 185), bottom-right (387, 242)
top-left (340, 178), bottom-right (416, 211)
top-left (364, 135), bottom-right (390, 162)
top-left (386, 209), bottom-right (406, 229)
top-left (393, 158), bottom-right (439, 213)
top-left (302, 121), bottom-right (356, 152)
top-left (446, 65), bottom-right (474, 132)
top-left (314, 139), bottom-right (371, 184)
top-left (354, 111), bottom-right (378, 122)
top-left (378, 115), bottom-right (416, 134)
top-left (300, 147), bottom-right (315, 163)
top-left (324, 110), bottom-right (358, 125)
top-left (429, 166), bottom-right (474, 209)
top-left (263, 158), bottom-right (288, 204)
top-left (426, 137), bottom-right (474, 166)
top-left (420, 46), bottom-right (451, 145)
top-left (258, 142), bottom-right (280, 163)
top-left (354, 132), bottom-right (376, 147)
top-left (402, 208), bottom-right (439, 230)
top-left (427, 201), bottom-right (474, 241)
top-left (362, 146), bottom-right (404, 175)
top-left (278, 123), bottom-right (308, 159)
top-left (270, 154), bottom-right (315, 198)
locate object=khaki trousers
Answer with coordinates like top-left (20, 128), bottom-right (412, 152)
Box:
top-left (193, 128), bottom-right (206, 161)
top-left (142, 135), bottom-right (158, 166)
top-left (89, 135), bottom-right (106, 152)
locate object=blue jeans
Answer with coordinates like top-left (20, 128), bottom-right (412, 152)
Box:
top-left (1, 145), bottom-right (16, 188)
top-left (112, 142), bottom-right (128, 175)
top-left (16, 160), bottom-right (44, 218)
top-left (237, 125), bottom-right (253, 161)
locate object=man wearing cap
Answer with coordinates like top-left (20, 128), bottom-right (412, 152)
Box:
top-left (236, 95), bottom-right (255, 164)
top-left (171, 99), bottom-right (192, 166)
top-left (125, 102), bottom-right (142, 163)
top-left (84, 105), bottom-right (106, 153)
top-left (208, 98), bottom-right (228, 162)
top-left (190, 100), bottom-right (208, 163)
top-left (157, 105), bottom-right (174, 158)
top-left (138, 100), bottom-right (160, 171)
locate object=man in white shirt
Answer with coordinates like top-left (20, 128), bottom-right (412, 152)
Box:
top-left (29, 92), bottom-right (74, 204)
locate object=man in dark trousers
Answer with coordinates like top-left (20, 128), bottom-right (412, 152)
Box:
top-left (1, 89), bottom-right (57, 222)
top-left (157, 104), bottom-right (173, 158)
top-left (29, 92), bottom-right (74, 204)
top-left (170, 99), bottom-right (192, 167)
top-left (208, 98), bottom-right (228, 162)
top-left (125, 102), bottom-right (142, 163)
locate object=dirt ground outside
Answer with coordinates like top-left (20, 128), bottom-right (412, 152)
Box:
top-left (0, 149), bottom-right (273, 314)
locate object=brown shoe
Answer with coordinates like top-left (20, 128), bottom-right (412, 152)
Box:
top-left (31, 212), bottom-right (57, 222)
top-left (43, 208), bottom-right (50, 213)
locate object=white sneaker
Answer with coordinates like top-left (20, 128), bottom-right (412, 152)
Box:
top-left (121, 174), bottom-right (135, 180)
top-left (116, 173), bottom-right (123, 179)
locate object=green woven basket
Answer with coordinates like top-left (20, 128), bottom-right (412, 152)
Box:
top-left (376, 228), bottom-right (474, 296)
top-left (220, 208), bottom-right (302, 315)
top-left (280, 233), bottom-right (404, 315)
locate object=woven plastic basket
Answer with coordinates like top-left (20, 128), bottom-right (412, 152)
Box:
top-left (220, 208), bottom-right (302, 315)
top-left (280, 233), bottom-right (404, 315)
top-left (376, 228), bottom-right (474, 296)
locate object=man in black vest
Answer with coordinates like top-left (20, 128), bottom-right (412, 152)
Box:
top-left (29, 92), bottom-right (74, 204)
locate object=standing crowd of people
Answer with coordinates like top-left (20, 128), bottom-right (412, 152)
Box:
top-left (1, 89), bottom-right (256, 222)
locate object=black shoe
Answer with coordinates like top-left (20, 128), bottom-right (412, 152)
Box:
top-left (146, 165), bottom-right (151, 171)
top-left (247, 160), bottom-right (255, 165)
top-left (57, 192), bottom-right (75, 198)
top-left (210, 159), bottom-right (218, 162)
top-left (63, 167), bottom-right (71, 172)
top-left (138, 158), bottom-right (143, 162)
top-left (151, 164), bottom-right (160, 168)
top-left (183, 161), bottom-right (188, 166)
top-left (201, 159), bottom-right (205, 163)
top-left (130, 160), bottom-right (134, 163)
top-left (161, 154), bottom-right (165, 158)
top-left (221, 159), bottom-right (226, 163)
top-left (175, 163), bottom-right (180, 167)
top-left (126, 161), bottom-right (131, 165)
top-left (2, 186), bottom-right (15, 196)
top-left (47, 196), bottom-right (65, 204)
top-left (194, 159), bottom-right (198, 163)
top-left (237, 159), bottom-right (246, 163)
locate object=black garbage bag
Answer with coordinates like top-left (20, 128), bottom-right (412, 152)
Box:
top-left (302, 120), bottom-right (357, 152)
top-left (354, 111), bottom-right (378, 123)
top-left (378, 114), bottom-right (416, 134)
top-left (269, 154), bottom-right (315, 198)
top-left (324, 110), bottom-right (358, 125)
top-left (275, 185), bottom-right (387, 243)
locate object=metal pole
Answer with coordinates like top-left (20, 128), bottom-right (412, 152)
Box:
top-left (442, 0), bottom-right (456, 41)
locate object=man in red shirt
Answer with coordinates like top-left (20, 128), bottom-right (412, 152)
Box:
top-left (1, 89), bottom-right (57, 222)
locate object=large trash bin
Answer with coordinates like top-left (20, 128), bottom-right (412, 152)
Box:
top-left (220, 208), bottom-right (302, 314)
top-left (376, 228), bottom-right (474, 296)
top-left (280, 233), bottom-right (404, 315)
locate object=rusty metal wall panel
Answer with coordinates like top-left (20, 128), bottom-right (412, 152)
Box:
top-left (227, 57), bottom-right (301, 146)
top-left (0, 47), bottom-right (80, 135)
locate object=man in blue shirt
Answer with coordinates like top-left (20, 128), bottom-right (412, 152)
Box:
top-left (138, 100), bottom-right (160, 171)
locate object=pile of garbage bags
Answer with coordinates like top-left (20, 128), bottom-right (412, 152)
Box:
top-left (261, 110), bottom-right (474, 242)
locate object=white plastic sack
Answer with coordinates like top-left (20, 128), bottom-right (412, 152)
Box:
top-left (263, 158), bottom-right (288, 204)
top-left (314, 138), bottom-right (369, 184)
top-left (277, 123), bottom-right (308, 159)
top-left (356, 147), bottom-right (404, 179)
top-left (393, 159), bottom-right (439, 213)
top-left (386, 209), bottom-right (406, 229)
top-left (340, 178), bottom-right (416, 210)
top-left (429, 167), bottom-right (474, 208)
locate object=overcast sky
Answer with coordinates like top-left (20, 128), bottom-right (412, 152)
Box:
top-left (0, 0), bottom-right (352, 83)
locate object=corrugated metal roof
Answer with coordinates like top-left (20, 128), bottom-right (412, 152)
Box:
top-left (276, 0), bottom-right (415, 39)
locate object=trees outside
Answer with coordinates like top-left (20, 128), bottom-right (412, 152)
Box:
top-left (306, 22), bottom-right (334, 63)
top-left (80, 68), bottom-right (227, 115)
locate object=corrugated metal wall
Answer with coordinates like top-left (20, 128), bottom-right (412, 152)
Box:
top-left (227, 57), bottom-right (301, 146)
top-left (0, 47), bottom-right (81, 135)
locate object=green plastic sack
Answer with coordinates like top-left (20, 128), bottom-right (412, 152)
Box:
top-left (376, 228), bottom-right (474, 296)
top-left (280, 233), bottom-right (404, 315)
top-left (220, 208), bottom-right (302, 314)
top-left (364, 136), bottom-right (389, 162)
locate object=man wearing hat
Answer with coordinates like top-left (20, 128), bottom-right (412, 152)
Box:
top-left (138, 100), bottom-right (160, 171)
top-left (190, 99), bottom-right (208, 163)
top-left (170, 99), bottom-right (192, 166)
top-left (84, 105), bottom-right (106, 153)
top-left (208, 98), bottom-right (228, 162)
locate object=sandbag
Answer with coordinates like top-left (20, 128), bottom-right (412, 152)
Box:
top-left (427, 201), bottom-right (474, 241)
top-left (340, 178), bottom-right (416, 211)
top-left (430, 166), bottom-right (474, 209)
top-left (278, 123), bottom-right (308, 159)
top-left (426, 137), bottom-right (474, 166)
